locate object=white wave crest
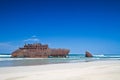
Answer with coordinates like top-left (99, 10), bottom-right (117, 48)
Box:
top-left (93, 54), bottom-right (105, 57)
top-left (0, 55), bottom-right (11, 58)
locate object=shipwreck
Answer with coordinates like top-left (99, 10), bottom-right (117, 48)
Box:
top-left (11, 43), bottom-right (70, 58)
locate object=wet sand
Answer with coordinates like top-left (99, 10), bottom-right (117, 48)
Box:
top-left (0, 60), bottom-right (120, 80)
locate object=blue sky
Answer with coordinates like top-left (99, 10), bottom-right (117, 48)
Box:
top-left (0, 0), bottom-right (120, 54)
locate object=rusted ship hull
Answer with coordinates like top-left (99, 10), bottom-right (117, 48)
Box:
top-left (11, 43), bottom-right (70, 58)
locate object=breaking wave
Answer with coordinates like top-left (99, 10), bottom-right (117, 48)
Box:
top-left (0, 54), bottom-right (11, 58)
top-left (93, 54), bottom-right (105, 57)
top-left (93, 54), bottom-right (120, 58)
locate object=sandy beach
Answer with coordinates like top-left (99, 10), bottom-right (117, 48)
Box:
top-left (0, 60), bottom-right (120, 80)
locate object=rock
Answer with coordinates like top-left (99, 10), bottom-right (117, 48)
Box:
top-left (85, 51), bottom-right (93, 57)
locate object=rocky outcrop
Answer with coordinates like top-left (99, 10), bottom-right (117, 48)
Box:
top-left (85, 51), bottom-right (93, 57)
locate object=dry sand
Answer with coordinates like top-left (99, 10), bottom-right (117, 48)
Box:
top-left (0, 60), bottom-right (120, 80)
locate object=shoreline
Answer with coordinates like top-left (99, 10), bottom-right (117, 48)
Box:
top-left (0, 60), bottom-right (120, 80)
top-left (0, 57), bottom-right (119, 67)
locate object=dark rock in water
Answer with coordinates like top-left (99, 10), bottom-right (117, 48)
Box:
top-left (11, 43), bottom-right (70, 58)
top-left (85, 51), bottom-right (93, 57)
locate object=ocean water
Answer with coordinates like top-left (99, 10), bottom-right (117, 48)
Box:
top-left (0, 54), bottom-right (120, 67)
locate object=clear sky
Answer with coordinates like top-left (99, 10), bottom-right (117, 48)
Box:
top-left (0, 0), bottom-right (120, 54)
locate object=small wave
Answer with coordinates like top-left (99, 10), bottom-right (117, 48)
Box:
top-left (93, 54), bottom-right (105, 57)
top-left (105, 56), bottom-right (120, 58)
top-left (93, 54), bottom-right (120, 58)
top-left (0, 55), bottom-right (11, 58)
top-left (0, 58), bottom-right (25, 61)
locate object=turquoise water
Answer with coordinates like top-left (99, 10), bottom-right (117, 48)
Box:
top-left (0, 54), bottom-right (120, 67)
